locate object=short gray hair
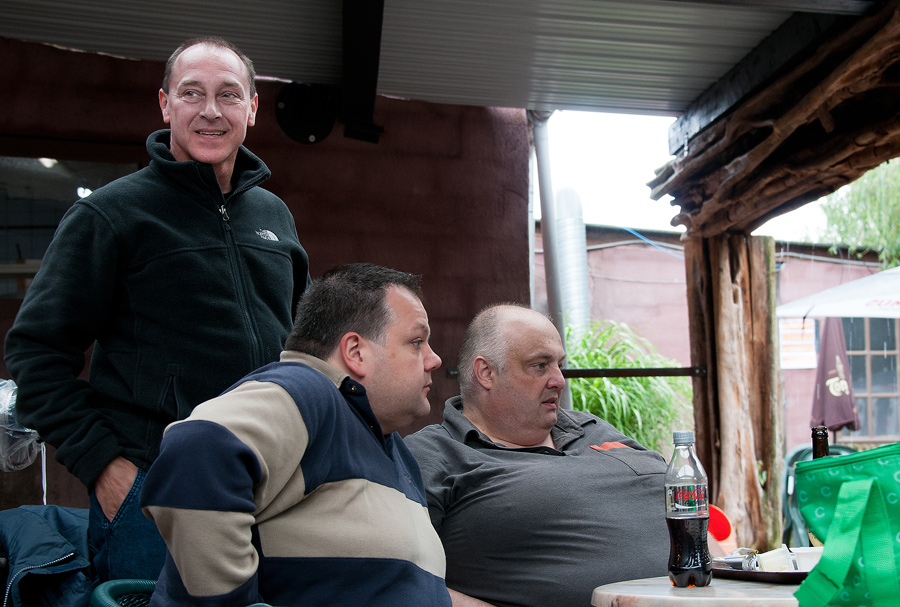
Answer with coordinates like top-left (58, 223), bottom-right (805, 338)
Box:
top-left (162, 37), bottom-right (257, 96)
top-left (457, 303), bottom-right (529, 399)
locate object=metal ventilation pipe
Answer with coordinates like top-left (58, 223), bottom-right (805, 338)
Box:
top-left (553, 187), bottom-right (591, 337)
top-left (529, 110), bottom-right (592, 409)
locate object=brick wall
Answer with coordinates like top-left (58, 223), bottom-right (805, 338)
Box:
top-left (0, 36), bottom-right (531, 507)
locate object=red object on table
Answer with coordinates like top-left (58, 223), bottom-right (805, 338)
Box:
top-left (708, 504), bottom-right (732, 541)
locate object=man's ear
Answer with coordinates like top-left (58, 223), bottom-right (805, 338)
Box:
top-left (472, 356), bottom-right (495, 390)
top-left (247, 93), bottom-right (259, 127)
top-left (338, 332), bottom-right (368, 378)
top-left (159, 89), bottom-right (171, 124)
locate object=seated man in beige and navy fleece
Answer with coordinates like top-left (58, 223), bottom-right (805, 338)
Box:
top-left (140, 263), bottom-right (451, 607)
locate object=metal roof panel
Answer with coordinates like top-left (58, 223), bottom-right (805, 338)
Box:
top-left (0, 0), bottom-right (870, 116)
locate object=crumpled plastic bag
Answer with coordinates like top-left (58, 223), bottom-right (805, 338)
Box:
top-left (0, 379), bottom-right (40, 472)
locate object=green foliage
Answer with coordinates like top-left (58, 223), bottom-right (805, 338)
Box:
top-left (566, 320), bottom-right (693, 457)
top-left (821, 159), bottom-right (900, 269)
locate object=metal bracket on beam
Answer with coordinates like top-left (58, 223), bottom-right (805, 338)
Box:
top-left (562, 366), bottom-right (708, 379)
top-left (446, 366), bottom-right (708, 379)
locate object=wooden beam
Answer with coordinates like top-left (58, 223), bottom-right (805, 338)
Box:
top-left (652, 0), bottom-right (900, 238)
top-left (659, 0), bottom-right (897, 195)
top-left (668, 12), bottom-right (846, 154)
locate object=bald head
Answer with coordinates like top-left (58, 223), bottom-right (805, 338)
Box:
top-left (457, 304), bottom-right (567, 447)
top-left (457, 304), bottom-right (562, 398)
top-left (458, 304), bottom-right (515, 398)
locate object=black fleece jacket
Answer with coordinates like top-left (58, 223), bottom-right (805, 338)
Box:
top-left (4, 130), bottom-right (310, 487)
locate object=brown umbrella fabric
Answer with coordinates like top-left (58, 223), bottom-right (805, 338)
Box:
top-left (811, 317), bottom-right (861, 432)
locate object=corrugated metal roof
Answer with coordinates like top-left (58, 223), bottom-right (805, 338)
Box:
top-left (0, 0), bottom-right (874, 117)
top-left (380, 1), bottom-right (791, 114)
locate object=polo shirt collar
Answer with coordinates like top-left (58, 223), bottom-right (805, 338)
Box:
top-left (443, 395), bottom-right (590, 452)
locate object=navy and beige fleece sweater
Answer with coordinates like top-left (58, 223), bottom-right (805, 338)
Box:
top-left (141, 352), bottom-right (451, 607)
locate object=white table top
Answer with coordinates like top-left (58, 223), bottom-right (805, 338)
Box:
top-left (592, 575), bottom-right (800, 606)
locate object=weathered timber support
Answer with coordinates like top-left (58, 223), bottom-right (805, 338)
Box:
top-left (684, 238), bottom-right (720, 500)
top-left (649, 0), bottom-right (897, 556)
top-left (650, 0), bottom-right (900, 238)
top-left (684, 234), bottom-right (782, 549)
top-left (747, 237), bottom-right (783, 551)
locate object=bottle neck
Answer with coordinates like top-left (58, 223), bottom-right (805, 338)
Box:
top-left (812, 427), bottom-right (830, 458)
top-left (674, 443), bottom-right (696, 460)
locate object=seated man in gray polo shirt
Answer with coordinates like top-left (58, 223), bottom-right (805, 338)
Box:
top-left (404, 304), bottom-right (669, 607)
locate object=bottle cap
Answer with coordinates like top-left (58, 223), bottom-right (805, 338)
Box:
top-left (673, 430), bottom-right (694, 444)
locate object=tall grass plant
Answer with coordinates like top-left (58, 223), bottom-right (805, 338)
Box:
top-left (566, 320), bottom-right (693, 458)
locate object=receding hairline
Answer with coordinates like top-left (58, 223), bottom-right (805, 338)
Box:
top-left (174, 43), bottom-right (250, 80)
top-left (163, 38), bottom-right (256, 96)
top-left (482, 305), bottom-right (563, 358)
top-left (480, 303), bottom-right (544, 331)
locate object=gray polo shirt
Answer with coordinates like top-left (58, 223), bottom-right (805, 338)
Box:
top-left (404, 397), bottom-right (669, 607)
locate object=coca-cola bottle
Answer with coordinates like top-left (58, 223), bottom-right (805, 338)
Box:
top-left (665, 430), bottom-right (712, 587)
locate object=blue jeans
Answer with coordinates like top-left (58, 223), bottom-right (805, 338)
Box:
top-left (88, 467), bottom-right (167, 583)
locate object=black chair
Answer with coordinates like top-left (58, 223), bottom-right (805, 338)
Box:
top-left (90, 579), bottom-right (156, 607)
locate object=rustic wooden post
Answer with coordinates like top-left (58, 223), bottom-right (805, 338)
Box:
top-left (653, 0), bottom-right (900, 555)
top-left (683, 238), bottom-right (719, 500)
top-left (684, 234), bottom-right (782, 549)
top-left (747, 236), bottom-right (784, 550)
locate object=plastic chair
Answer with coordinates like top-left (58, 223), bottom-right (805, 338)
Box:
top-left (90, 579), bottom-right (156, 607)
top-left (781, 443), bottom-right (856, 547)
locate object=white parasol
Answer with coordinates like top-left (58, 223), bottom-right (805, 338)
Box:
top-left (776, 266), bottom-right (900, 319)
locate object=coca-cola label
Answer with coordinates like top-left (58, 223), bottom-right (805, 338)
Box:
top-left (666, 483), bottom-right (709, 514)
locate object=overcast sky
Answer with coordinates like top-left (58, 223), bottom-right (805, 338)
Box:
top-left (542, 110), bottom-right (827, 243)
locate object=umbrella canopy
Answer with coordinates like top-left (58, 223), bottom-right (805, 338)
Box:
top-left (810, 317), bottom-right (861, 432)
top-left (776, 267), bottom-right (900, 319)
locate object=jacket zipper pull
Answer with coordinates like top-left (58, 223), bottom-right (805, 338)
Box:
top-left (218, 204), bottom-right (232, 231)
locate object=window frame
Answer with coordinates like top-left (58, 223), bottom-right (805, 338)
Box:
top-left (839, 316), bottom-right (900, 444)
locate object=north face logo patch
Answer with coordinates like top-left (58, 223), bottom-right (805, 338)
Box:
top-left (256, 229), bottom-right (279, 241)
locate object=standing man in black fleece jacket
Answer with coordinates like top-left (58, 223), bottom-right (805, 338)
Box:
top-left (4, 36), bottom-right (310, 583)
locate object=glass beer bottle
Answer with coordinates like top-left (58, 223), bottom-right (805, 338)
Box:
top-left (807, 425), bottom-right (831, 546)
top-left (811, 426), bottom-right (830, 458)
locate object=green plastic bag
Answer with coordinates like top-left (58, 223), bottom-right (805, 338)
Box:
top-left (794, 442), bottom-right (900, 607)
